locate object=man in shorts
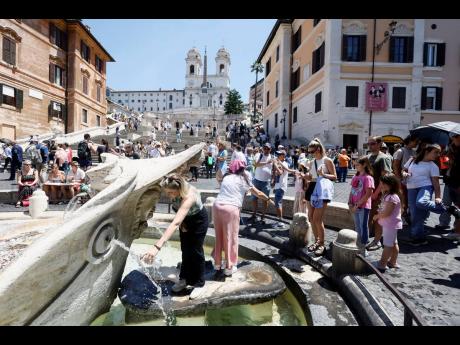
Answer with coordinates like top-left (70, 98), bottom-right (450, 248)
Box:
top-left (249, 143), bottom-right (273, 224)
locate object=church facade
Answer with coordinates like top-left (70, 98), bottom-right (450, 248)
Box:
top-left (109, 47), bottom-right (231, 114)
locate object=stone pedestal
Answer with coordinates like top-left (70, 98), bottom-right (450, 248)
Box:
top-left (204, 197), bottom-right (216, 227)
top-left (28, 190), bottom-right (48, 219)
top-left (289, 213), bottom-right (313, 248)
top-left (332, 229), bottom-right (367, 275)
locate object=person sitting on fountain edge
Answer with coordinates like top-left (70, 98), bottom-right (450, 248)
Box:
top-left (142, 173), bottom-right (208, 300)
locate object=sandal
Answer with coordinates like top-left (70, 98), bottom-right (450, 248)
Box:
top-left (308, 241), bottom-right (319, 252)
top-left (15, 202), bottom-right (21, 208)
top-left (314, 245), bottom-right (326, 257)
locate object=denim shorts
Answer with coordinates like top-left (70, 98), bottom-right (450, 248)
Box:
top-left (274, 189), bottom-right (285, 208)
top-left (252, 179), bottom-right (270, 200)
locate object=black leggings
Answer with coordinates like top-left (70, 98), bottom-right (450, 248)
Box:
top-left (190, 166), bottom-right (199, 180)
top-left (179, 208), bottom-right (209, 287)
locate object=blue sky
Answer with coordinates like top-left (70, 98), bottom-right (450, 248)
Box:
top-left (83, 19), bottom-right (276, 103)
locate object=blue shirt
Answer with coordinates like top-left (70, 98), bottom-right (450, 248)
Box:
top-left (12, 144), bottom-right (23, 162)
top-left (37, 144), bottom-right (49, 163)
top-left (216, 149), bottom-right (227, 171)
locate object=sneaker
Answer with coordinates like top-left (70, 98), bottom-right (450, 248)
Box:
top-left (189, 286), bottom-right (207, 300)
top-left (213, 270), bottom-right (225, 282)
top-left (171, 279), bottom-right (187, 292)
top-left (224, 266), bottom-right (238, 276)
top-left (448, 205), bottom-right (460, 219)
top-left (387, 262), bottom-right (401, 269)
top-left (366, 239), bottom-right (382, 251)
top-left (273, 221), bottom-right (286, 229)
top-left (363, 249), bottom-right (369, 257)
top-left (443, 232), bottom-right (460, 241)
top-left (408, 238), bottom-right (428, 246)
top-left (371, 261), bottom-right (386, 273)
top-left (435, 224), bottom-right (451, 231)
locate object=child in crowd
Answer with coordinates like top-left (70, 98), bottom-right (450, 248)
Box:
top-left (372, 174), bottom-right (403, 272)
top-left (348, 156), bottom-right (375, 256)
top-left (293, 162), bottom-right (308, 214)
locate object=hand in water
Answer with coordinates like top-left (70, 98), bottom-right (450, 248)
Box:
top-left (142, 246), bottom-right (159, 264)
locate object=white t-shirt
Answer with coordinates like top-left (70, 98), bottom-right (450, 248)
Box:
top-left (254, 153), bottom-right (273, 182)
top-left (274, 161), bottom-right (289, 191)
top-left (149, 148), bottom-right (162, 158)
top-left (68, 168), bottom-right (85, 182)
top-left (215, 172), bottom-right (253, 208)
top-left (404, 160), bottom-right (440, 189)
top-left (231, 150), bottom-right (246, 162)
top-left (208, 144), bottom-right (217, 158)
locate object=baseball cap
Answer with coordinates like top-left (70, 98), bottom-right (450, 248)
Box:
top-left (263, 143), bottom-right (271, 149)
top-left (276, 150), bottom-right (286, 156)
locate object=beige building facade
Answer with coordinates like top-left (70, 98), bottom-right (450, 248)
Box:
top-left (0, 19), bottom-right (114, 140)
top-left (257, 19), bottom-right (460, 152)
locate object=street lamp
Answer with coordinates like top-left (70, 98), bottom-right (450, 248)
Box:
top-left (281, 108), bottom-right (287, 140)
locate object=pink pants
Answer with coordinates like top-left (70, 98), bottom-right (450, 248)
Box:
top-left (212, 202), bottom-right (240, 269)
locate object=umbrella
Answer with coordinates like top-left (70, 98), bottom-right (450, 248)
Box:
top-left (427, 121), bottom-right (460, 136)
top-left (410, 125), bottom-right (450, 147)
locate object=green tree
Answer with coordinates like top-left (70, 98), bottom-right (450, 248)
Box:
top-left (224, 89), bottom-right (244, 114)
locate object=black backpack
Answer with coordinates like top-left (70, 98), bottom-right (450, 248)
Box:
top-left (77, 141), bottom-right (90, 160)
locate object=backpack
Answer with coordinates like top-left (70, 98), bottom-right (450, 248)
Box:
top-left (25, 145), bottom-right (42, 165)
top-left (78, 141), bottom-right (90, 161)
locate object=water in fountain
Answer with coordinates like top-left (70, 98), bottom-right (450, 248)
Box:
top-left (111, 239), bottom-right (176, 325)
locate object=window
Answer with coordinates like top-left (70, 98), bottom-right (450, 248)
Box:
top-left (345, 86), bottom-right (359, 107)
top-left (81, 41), bottom-right (90, 62)
top-left (0, 84), bottom-right (23, 109)
top-left (220, 64), bottom-right (225, 73)
top-left (169, 103), bottom-right (172, 109)
top-left (97, 85), bottom-right (101, 102)
top-left (96, 115), bottom-right (101, 127)
top-left (50, 64), bottom-right (65, 87)
top-left (265, 58), bottom-right (271, 77)
top-left (82, 108), bottom-right (88, 123)
top-left (313, 19), bottom-right (321, 26)
top-left (82, 76), bottom-right (88, 94)
top-left (95, 55), bottom-right (104, 73)
top-left (389, 36), bottom-right (414, 63)
top-left (138, 107), bottom-right (141, 111)
top-left (131, 100), bottom-right (134, 103)
top-left (275, 113), bottom-right (278, 128)
top-left (163, 107), bottom-right (165, 111)
top-left (169, 95), bottom-right (173, 101)
top-left (49, 23), bottom-right (67, 50)
top-left (392, 87), bottom-right (406, 109)
top-left (266, 119), bottom-right (269, 133)
top-left (421, 87), bottom-right (442, 110)
top-left (138, 100), bottom-right (141, 103)
top-left (291, 69), bottom-right (300, 91)
top-left (276, 45), bottom-right (280, 62)
top-left (190, 65), bottom-right (195, 74)
top-left (293, 107), bottom-right (298, 123)
top-left (312, 42), bottom-right (325, 74)
top-left (275, 80), bottom-right (279, 98)
top-left (423, 43), bottom-right (445, 67)
top-left (292, 27), bottom-right (302, 53)
top-left (266, 91), bottom-right (270, 106)
top-left (2, 37), bottom-right (16, 65)
top-left (342, 35), bottom-right (366, 61)
top-left (49, 101), bottom-right (64, 119)
top-left (315, 92), bottom-right (322, 113)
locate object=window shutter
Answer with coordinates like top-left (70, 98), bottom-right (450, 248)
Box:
top-left (2, 38), bottom-right (10, 63)
top-left (62, 31), bottom-right (67, 51)
top-left (437, 43), bottom-right (446, 67)
top-left (421, 87), bottom-right (427, 110)
top-left (49, 23), bottom-right (56, 45)
top-left (406, 37), bottom-right (414, 63)
top-left (10, 40), bottom-right (16, 65)
top-left (80, 40), bottom-right (84, 57)
top-left (342, 35), bottom-right (348, 61)
top-left (0, 84), bottom-right (3, 105)
top-left (389, 37), bottom-right (396, 62)
top-left (49, 63), bottom-right (55, 83)
top-left (62, 69), bottom-right (67, 87)
top-left (423, 43), bottom-right (428, 66)
top-left (15, 88), bottom-right (23, 109)
top-left (62, 104), bottom-right (67, 121)
top-left (435, 87), bottom-right (443, 110)
top-left (359, 35), bottom-right (367, 61)
top-left (319, 42), bottom-right (325, 68)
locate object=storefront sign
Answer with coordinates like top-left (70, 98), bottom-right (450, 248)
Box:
top-left (365, 82), bottom-right (388, 112)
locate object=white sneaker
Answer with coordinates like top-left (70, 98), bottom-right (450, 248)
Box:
top-left (189, 286), bottom-right (206, 300)
top-left (171, 279), bottom-right (187, 292)
top-left (224, 266), bottom-right (238, 276)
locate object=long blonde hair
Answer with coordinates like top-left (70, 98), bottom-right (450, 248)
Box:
top-left (308, 137), bottom-right (325, 157)
top-left (160, 173), bottom-right (189, 199)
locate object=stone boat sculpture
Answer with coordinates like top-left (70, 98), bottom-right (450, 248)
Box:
top-left (0, 143), bottom-right (205, 325)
